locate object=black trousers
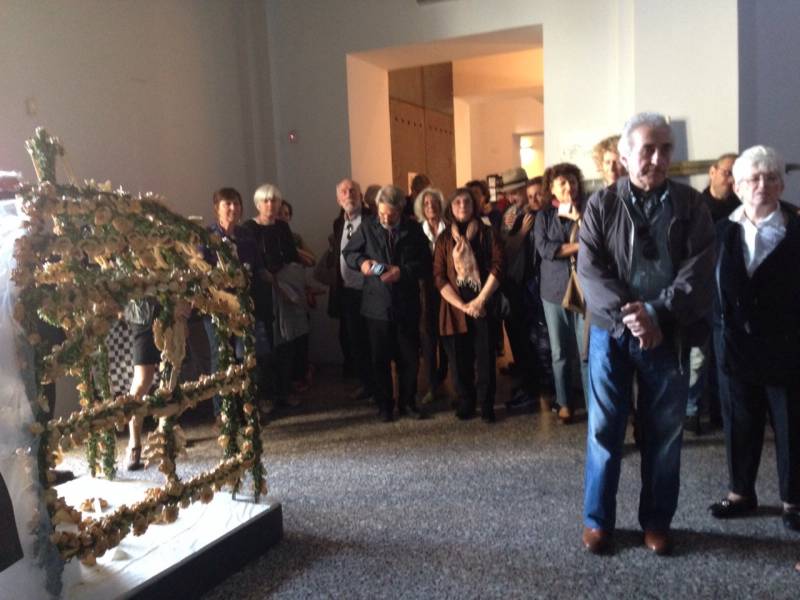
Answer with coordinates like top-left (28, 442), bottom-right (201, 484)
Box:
top-left (421, 289), bottom-right (448, 391)
top-left (292, 332), bottom-right (310, 381)
top-left (271, 340), bottom-right (295, 403)
top-left (503, 280), bottom-right (530, 367)
top-left (366, 318), bottom-right (420, 415)
top-left (442, 316), bottom-right (496, 417)
top-left (340, 287), bottom-right (373, 393)
top-left (721, 375), bottom-right (800, 504)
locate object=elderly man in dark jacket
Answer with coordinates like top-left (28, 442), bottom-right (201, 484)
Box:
top-left (577, 112), bottom-right (715, 556)
top-left (328, 178), bottom-right (374, 396)
top-left (343, 185), bottom-right (432, 421)
top-left (708, 145), bottom-right (800, 533)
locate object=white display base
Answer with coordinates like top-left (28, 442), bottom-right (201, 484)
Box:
top-left (56, 476), bottom-right (282, 600)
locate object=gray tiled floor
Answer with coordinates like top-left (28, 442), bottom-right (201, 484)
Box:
top-left (64, 367), bottom-right (800, 598)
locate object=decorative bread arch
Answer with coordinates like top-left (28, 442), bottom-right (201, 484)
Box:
top-left (14, 128), bottom-right (265, 566)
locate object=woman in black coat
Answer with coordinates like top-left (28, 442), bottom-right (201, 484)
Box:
top-left (708, 145), bottom-right (800, 532)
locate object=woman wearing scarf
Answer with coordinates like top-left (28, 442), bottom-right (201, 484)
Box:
top-left (534, 163), bottom-right (589, 424)
top-left (415, 187), bottom-right (448, 404)
top-left (433, 188), bottom-right (504, 422)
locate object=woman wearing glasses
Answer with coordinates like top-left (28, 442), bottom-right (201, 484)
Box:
top-left (709, 145), bottom-right (800, 533)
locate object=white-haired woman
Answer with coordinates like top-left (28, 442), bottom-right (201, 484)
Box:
top-left (415, 187), bottom-right (448, 403)
top-left (242, 183), bottom-right (301, 412)
top-left (709, 145), bottom-right (800, 533)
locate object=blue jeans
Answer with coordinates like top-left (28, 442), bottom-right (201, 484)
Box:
top-left (541, 300), bottom-right (588, 409)
top-left (583, 326), bottom-right (689, 531)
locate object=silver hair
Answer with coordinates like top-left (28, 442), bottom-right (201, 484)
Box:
top-left (376, 185), bottom-right (406, 212)
top-left (732, 145), bottom-right (785, 184)
top-left (336, 178), bottom-right (362, 197)
top-left (618, 112), bottom-right (672, 155)
top-left (253, 183), bottom-right (282, 208)
top-left (413, 187), bottom-right (444, 222)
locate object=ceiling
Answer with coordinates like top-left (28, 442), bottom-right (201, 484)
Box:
top-left (350, 25), bottom-right (542, 71)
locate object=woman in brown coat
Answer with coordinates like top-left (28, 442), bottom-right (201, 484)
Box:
top-left (433, 188), bottom-right (504, 422)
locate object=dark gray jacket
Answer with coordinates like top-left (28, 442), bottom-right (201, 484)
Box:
top-left (715, 205), bottom-right (800, 385)
top-left (343, 215), bottom-right (431, 322)
top-left (577, 177), bottom-right (715, 346)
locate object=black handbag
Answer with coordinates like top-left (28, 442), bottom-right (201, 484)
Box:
top-left (491, 291), bottom-right (512, 320)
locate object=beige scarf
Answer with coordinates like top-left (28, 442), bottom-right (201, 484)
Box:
top-left (451, 220), bottom-right (481, 292)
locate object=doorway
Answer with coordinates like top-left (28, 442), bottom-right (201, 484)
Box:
top-left (346, 26), bottom-right (544, 195)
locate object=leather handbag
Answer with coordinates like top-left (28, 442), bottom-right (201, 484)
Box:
top-left (561, 219), bottom-right (585, 314)
top-left (490, 290), bottom-right (512, 320)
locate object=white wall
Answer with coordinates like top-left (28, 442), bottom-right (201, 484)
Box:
top-left (632, 1), bottom-right (738, 162)
top-left (346, 56), bottom-right (393, 189)
top-left (739, 0), bottom-right (800, 203)
top-left (265, 0), bottom-right (738, 223)
top-left (0, 0), bottom-right (277, 412)
top-left (453, 98), bottom-right (472, 185)
top-left (468, 97), bottom-right (544, 180)
top-left (0, 0), bottom-right (276, 223)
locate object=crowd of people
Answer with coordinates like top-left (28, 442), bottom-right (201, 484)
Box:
top-left (121, 110), bottom-right (798, 559)
top-left (324, 111), bottom-right (800, 556)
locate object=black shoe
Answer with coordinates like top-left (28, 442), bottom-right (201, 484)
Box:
top-left (456, 409), bottom-right (476, 421)
top-left (782, 509), bottom-right (800, 532)
top-left (406, 406), bottom-right (430, 420)
top-left (379, 411), bottom-right (393, 423)
top-left (397, 404), bottom-right (430, 421)
top-left (684, 414), bottom-right (703, 436)
top-left (506, 389), bottom-right (535, 410)
top-left (708, 497), bottom-right (757, 519)
top-left (481, 411), bottom-right (496, 424)
top-left (351, 386), bottom-right (373, 401)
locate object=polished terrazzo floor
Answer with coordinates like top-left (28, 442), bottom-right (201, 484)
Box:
top-left (62, 366), bottom-right (799, 599)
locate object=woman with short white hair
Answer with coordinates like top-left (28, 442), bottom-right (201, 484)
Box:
top-left (709, 145), bottom-right (800, 533)
top-left (242, 183), bottom-right (302, 412)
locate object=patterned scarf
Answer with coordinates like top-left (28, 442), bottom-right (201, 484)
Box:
top-left (451, 220), bottom-right (481, 292)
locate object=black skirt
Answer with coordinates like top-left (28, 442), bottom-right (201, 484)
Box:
top-left (131, 322), bottom-right (160, 366)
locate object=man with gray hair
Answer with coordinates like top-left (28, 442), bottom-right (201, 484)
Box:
top-left (343, 186), bottom-right (432, 421)
top-left (328, 178), bottom-right (373, 398)
top-left (578, 112), bottom-right (715, 555)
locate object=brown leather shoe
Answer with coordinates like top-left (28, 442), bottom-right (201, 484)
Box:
top-left (582, 527), bottom-right (611, 554)
top-left (558, 405), bottom-right (574, 424)
top-left (643, 529), bottom-right (672, 555)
